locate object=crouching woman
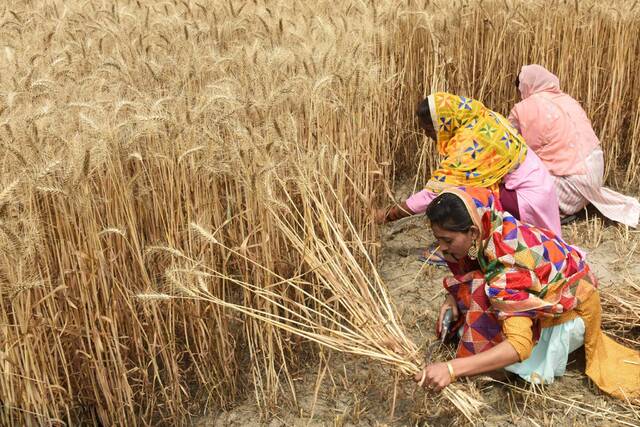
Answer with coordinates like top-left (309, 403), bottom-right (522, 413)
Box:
top-left (415, 187), bottom-right (639, 400)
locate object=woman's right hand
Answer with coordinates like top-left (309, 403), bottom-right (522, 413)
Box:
top-left (436, 294), bottom-right (459, 338)
top-left (374, 208), bottom-right (388, 225)
top-left (374, 202), bottom-right (414, 225)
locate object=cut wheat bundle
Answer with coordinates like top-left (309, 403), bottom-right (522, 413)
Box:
top-left (139, 170), bottom-right (485, 422)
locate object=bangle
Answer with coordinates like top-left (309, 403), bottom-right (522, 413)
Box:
top-left (446, 361), bottom-right (457, 382)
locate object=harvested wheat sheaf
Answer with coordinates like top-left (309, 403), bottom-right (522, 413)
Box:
top-left (141, 169), bottom-right (486, 421)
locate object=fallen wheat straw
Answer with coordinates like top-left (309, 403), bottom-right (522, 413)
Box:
top-left (601, 280), bottom-right (640, 348)
top-left (149, 170), bottom-right (486, 422)
top-left (489, 378), bottom-right (640, 426)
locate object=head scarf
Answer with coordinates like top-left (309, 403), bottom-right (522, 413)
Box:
top-left (442, 187), bottom-right (596, 320)
top-left (509, 64), bottom-right (599, 176)
top-left (425, 92), bottom-right (527, 192)
top-left (517, 64), bottom-right (561, 99)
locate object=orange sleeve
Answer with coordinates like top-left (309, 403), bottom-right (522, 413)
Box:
top-left (502, 316), bottom-right (534, 362)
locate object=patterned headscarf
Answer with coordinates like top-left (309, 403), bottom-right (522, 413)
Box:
top-left (425, 92), bottom-right (528, 192)
top-left (444, 187), bottom-right (596, 320)
top-left (439, 187), bottom-right (597, 357)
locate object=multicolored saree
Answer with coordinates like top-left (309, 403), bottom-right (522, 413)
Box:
top-left (440, 188), bottom-right (640, 401)
top-left (426, 93), bottom-right (528, 192)
top-left (441, 187), bottom-right (596, 357)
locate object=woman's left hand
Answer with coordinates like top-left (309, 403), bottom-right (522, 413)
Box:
top-left (413, 363), bottom-right (452, 392)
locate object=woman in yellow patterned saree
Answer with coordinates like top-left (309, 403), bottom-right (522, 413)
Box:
top-left (376, 92), bottom-right (561, 236)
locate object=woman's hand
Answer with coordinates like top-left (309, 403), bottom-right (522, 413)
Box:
top-left (373, 202), bottom-right (414, 225)
top-left (374, 207), bottom-right (388, 225)
top-left (436, 294), bottom-right (459, 338)
top-left (414, 363), bottom-right (452, 392)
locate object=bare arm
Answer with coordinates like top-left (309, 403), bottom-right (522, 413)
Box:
top-left (414, 341), bottom-right (520, 392)
top-left (451, 340), bottom-right (520, 376)
top-left (374, 189), bottom-right (441, 224)
top-left (374, 201), bottom-right (414, 224)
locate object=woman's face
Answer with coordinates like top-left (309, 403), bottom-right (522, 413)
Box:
top-left (430, 223), bottom-right (478, 262)
top-left (419, 117), bottom-right (437, 140)
top-left (515, 75), bottom-right (523, 100)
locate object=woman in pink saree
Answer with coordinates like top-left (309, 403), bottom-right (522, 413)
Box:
top-left (509, 64), bottom-right (639, 228)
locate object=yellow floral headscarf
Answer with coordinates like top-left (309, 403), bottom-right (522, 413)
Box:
top-left (425, 92), bottom-right (527, 192)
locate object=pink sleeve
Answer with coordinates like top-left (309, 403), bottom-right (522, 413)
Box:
top-left (405, 189), bottom-right (438, 214)
top-left (508, 108), bottom-right (521, 133)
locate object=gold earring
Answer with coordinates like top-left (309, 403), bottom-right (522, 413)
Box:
top-left (467, 240), bottom-right (478, 260)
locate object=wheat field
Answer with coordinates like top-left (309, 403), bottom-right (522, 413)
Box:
top-left (1, 0), bottom-right (639, 425)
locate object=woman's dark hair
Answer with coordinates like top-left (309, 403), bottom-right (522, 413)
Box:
top-left (425, 193), bottom-right (473, 232)
top-left (415, 98), bottom-right (431, 125)
top-left (515, 75), bottom-right (520, 89)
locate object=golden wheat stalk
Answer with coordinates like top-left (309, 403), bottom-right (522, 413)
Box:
top-left (3, 0), bottom-right (640, 425)
top-left (139, 167), bottom-right (485, 422)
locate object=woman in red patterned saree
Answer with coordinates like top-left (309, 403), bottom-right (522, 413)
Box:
top-left (414, 187), bottom-right (639, 401)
